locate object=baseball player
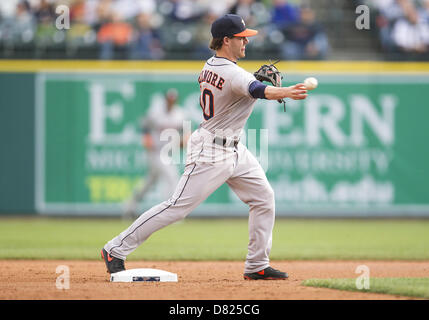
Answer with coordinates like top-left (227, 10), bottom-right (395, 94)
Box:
top-left (123, 88), bottom-right (186, 220)
top-left (102, 14), bottom-right (308, 280)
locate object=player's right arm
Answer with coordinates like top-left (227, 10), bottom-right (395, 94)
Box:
top-left (142, 133), bottom-right (154, 150)
top-left (231, 69), bottom-right (307, 102)
top-left (140, 116), bottom-right (154, 150)
top-left (264, 83), bottom-right (308, 101)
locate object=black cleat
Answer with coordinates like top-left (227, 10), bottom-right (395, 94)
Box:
top-left (243, 266), bottom-right (288, 280)
top-left (101, 248), bottom-right (125, 274)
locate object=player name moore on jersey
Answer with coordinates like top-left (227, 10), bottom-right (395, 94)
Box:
top-left (197, 56), bottom-right (258, 139)
top-left (198, 69), bottom-right (226, 91)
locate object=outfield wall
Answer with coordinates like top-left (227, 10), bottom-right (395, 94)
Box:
top-left (1, 60), bottom-right (429, 217)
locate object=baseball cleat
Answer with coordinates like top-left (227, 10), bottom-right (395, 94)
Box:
top-left (101, 248), bottom-right (125, 274)
top-left (243, 266), bottom-right (288, 280)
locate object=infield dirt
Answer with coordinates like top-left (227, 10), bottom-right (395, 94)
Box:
top-left (1, 260), bottom-right (428, 300)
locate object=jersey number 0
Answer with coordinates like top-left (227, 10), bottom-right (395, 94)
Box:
top-left (200, 88), bottom-right (214, 120)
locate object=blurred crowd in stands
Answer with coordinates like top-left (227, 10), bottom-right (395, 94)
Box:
top-left (0, 0), bottom-right (428, 60)
top-left (0, 0), bottom-right (330, 60)
top-left (358, 0), bottom-right (429, 60)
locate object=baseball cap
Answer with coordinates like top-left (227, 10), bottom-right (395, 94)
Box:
top-left (211, 14), bottom-right (258, 38)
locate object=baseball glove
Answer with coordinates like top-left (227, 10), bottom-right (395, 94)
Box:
top-left (254, 60), bottom-right (286, 111)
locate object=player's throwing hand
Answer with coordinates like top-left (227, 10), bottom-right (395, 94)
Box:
top-left (287, 83), bottom-right (308, 100)
top-left (264, 83), bottom-right (308, 101)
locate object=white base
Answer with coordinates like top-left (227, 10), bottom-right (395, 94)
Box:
top-left (110, 268), bottom-right (178, 282)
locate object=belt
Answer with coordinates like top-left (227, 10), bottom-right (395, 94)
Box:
top-left (213, 136), bottom-right (239, 148)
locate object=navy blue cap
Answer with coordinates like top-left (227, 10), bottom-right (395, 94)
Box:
top-left (211, 14), bottom-right (258, 38)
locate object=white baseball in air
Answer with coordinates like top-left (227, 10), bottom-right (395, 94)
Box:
top-left (304, 77), bottom-right (318, 90)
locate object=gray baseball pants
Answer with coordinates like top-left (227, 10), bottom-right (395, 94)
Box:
top-left (104, 127), bottom-right (275, 273)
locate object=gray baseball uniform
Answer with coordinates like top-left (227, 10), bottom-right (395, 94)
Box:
top-left (123, 97), bottom-right (184, 219)
top-left (105, 56), bottom-right (275, 274)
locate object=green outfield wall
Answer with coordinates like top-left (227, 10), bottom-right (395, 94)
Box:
top-left (1, 61), bottom-right (429, 217)
top-left (0, 73), bottom-right (35, 214)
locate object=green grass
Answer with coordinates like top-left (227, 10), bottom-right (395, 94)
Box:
top-left (302, 278), bottom-right (429, 299)
top-left (0, 217), bottom-right (428, 260)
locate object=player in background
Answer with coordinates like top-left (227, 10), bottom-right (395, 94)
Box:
top-left (123, 88), bottom-right (187, 219)
top-left (102, 14), bottom-right (308, 280)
